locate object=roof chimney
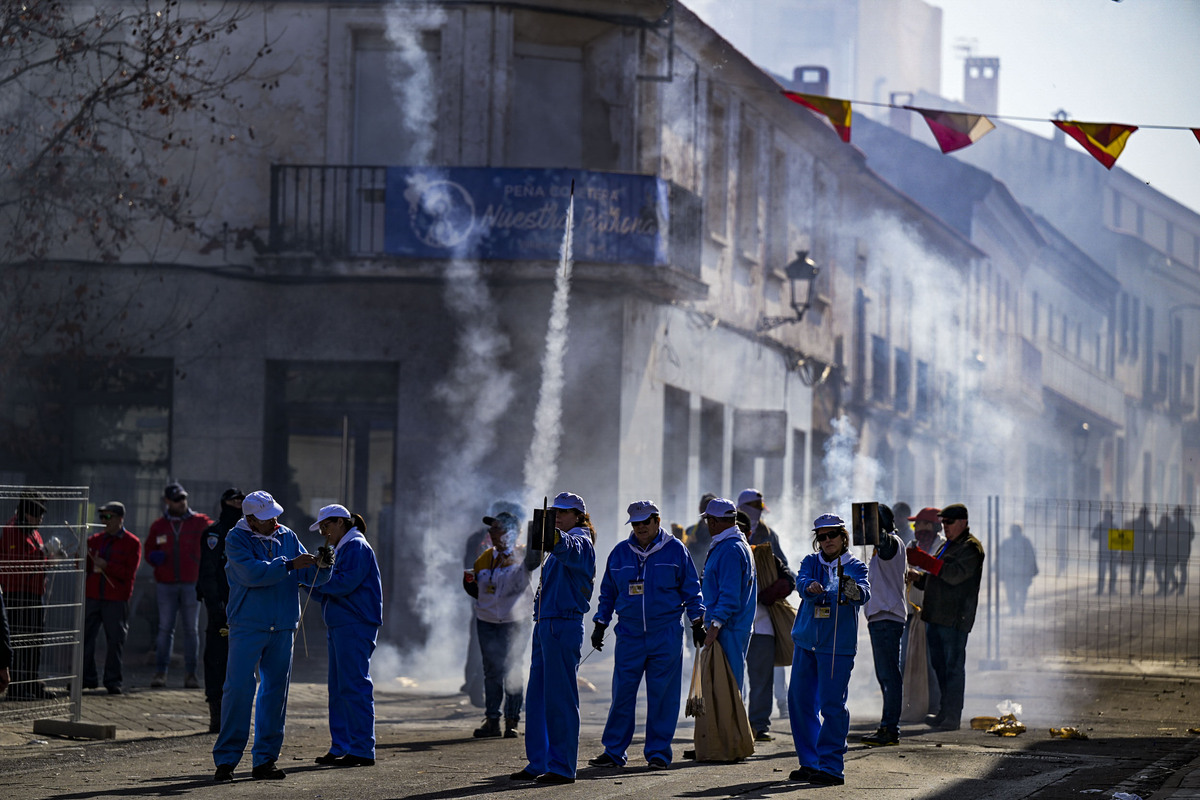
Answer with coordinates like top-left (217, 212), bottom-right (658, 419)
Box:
top-left (889, 91), bottom-right (914, 136)
top-left (963, 56), bottom-right (999, 115)
top-left (793, 65), bottom-right (829, 96)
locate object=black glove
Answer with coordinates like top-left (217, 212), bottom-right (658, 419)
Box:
top-left (839, 575), bottom-right (862, 602)
top-left (316, 545), bottom-right (335, 569)
top-left (691, 620), bottom-right (706, 649)
top-left (591, 622), bottom-right (607, 651)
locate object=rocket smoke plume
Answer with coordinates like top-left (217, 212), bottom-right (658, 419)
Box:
top-left (378, 2), bottom-right (515, 684)
top-left (821, 413), bottom-right (883, 513)
top-left (522, 192), bottom-right (576, 506)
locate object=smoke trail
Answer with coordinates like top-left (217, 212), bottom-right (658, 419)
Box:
top-left (522, 193), bottom-right (576, 506)
top-left (821, 413), bottom-right (884, 515)
top-left (383, 3), bottom-right (442, 166)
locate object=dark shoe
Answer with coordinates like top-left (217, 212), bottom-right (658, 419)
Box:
top-left (83, 680), bottom-right (99, 690)
top-left (315, 752), bottom-right (342, 766)
top-left (510, 769), bottom-right (538, 781)
top-left (934, 718), bottom-right (961, 731)
top-left (334, 755), bottom-right (375, 767)
top-left (473, 717), bottom-right (501, 738)
top-left (106, 686), bottom-right (123, 696)
top-left (150, 673), bottom-right (167, 688)
top-left (682, 749), bottom-right (696, 760)
top-left (861, 727), bottom-right (899, 747)
top-left (588, 752), bottom-right (621, 768)
top-left (504, 717), bottom-right (519, 738)
top-left (184, 673), bottom-right (200, 689)
top-left (213, 764), bottom-right (234, 782)
top-left (647, 757), bottom-right (668, 770)
top-left (251, 761), bottom-right (286, 780)
top-left (790, 766), bottom-right (818, 781)
top-left (208, 701), bottom-right (220, 733)
top-left (754, 730), bottom-right (773, 742)
top-left (809, 770), bottom-right (845, 786)
top-left (924, 713), bottom-right (944, 727)
top-left (535, 772), bottom-right (575, 784)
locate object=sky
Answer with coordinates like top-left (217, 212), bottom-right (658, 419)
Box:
top-left (688, 0), bottom-right (1200, 214)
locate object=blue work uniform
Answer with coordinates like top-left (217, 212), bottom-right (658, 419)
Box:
top-left (593, 529), bottom-right (704, 766)
top-left (213, 520), bottom-right (330, 769)
top-left (523, 526), bottom-right (595, 780)
top-left (701, 528), bottom-right (756, 690)
top-left (789, 550), bottom-right (870, 780)
top-left (307, 528), bottom-right (383, 760)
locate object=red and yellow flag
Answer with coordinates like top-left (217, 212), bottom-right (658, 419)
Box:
top-left (782, 91), bottom-right (852, 143)
top-left (906, 107), bottom-right (995, 153)
top-left (1052, 120), bottom-right (1138, 170)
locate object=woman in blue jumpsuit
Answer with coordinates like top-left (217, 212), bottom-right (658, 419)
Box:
top-left (789, 513), bottom-right (870, 786)
top-left (212, 491), bottom-right (332, 782)
top-left (510, 492), bottom-right (596, 785)
top-left (307, 504), bottom-right (383, 768)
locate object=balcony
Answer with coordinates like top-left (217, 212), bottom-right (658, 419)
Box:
top-left (266, 165), bottom-right (705, 299)
top-left (1041, 345), bottom-right (1125, 427)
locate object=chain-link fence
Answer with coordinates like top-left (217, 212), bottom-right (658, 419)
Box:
top-left (968, 497), bottom-right (1200, 669)
top-left (0, 486), bottom-right (90, 724)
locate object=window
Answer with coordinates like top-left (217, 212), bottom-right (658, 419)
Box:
top-left (506, 42), bottom-right (583, 167)
top-left (894, 349), bottom-right (911, 412)
top-left (736, 116), bottom-right (759, 257)
top-left (871, 335), bottom-right (890, 402)
top-left (705, 92), bottom-right (728, 236)
top-left (353, 29), bottom-right (441, 165)
top-left (662, 386), bottom-right (690, 524)
top-left (700, 398), bottom-right (724, 497)
top-left (915, 360), bottom-right (931, 420)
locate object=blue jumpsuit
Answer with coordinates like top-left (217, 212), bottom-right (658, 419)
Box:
top-left (789, 550), bottom-right (870, 780)
top-left (307, 529), bottom-right (383, 760)
top-left (700, 530), bottom-right (756, 690)
top-left (213, 520), bottom-right (330, 769)
top-left (593, 530), bottom-right (704, 766)
top-left (522, 526), bottom-right (595, 780)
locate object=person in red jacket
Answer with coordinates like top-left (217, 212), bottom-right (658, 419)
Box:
top-left (0, 491), bottom-right (56, 699)
top-left (145, 482), bottom-right (212, 688)
top-left (84, 501), bottom-right (142, 694)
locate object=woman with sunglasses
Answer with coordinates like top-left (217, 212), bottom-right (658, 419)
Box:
top-left (787, 513), bottom-right (870, 787)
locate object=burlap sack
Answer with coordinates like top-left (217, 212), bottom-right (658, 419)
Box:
top-left (752, 543), bottom-right (797, 665)
top-left (899, 613), bottom-right (930, 723)
top-left (693, 640), bottom-right (755, 762)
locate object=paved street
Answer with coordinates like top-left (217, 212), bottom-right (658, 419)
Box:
top-left (4, 647), bottom-right (1200, 800)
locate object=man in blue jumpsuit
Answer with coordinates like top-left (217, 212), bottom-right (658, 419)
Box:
top-left (587, 500), bottom-right (705, 770)
top-left (212, 491), bottom-right (332, 782)
top-left (511, 492), bottom-right (596, 785)
top-left (700, 497), bottom-right (757, 691)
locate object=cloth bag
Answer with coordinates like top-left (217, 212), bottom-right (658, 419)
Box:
top-left (693, 640), bottom-right (755, 762)
top-left (899, 611), bottom-right (930, 723)
top-left (751, 543), bottom-right (798, 666)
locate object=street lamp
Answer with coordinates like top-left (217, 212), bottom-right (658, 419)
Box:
top-left (758, 251), bottom-right (820, 332)
top-left (1072, 422), bottom-right (1090, 459)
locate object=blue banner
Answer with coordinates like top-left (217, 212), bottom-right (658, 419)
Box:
top-left (383, 167), bottom-right (668, 265)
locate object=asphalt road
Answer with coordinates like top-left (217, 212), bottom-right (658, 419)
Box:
top-left (3, 648), bottom-right (1200, 800)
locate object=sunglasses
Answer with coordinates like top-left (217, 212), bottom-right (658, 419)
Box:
top-left (631, 519), bottom-right (656, 527)
top-left (98, 513), bottom-right (114, 521)
top-left (814, 531), bottom-right (840, 542)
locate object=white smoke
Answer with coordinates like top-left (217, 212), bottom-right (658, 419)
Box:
top-left (522, 193), bottom-right (576, 506)
top-left (820, 413), bottom-right (884, 516)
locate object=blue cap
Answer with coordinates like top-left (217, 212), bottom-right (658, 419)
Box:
top-left (702, 498), bottom-right (738, 519)
top-left (813, 513), bottom-right (845, 530)
top-left (625, 500), bottom-right (660, 524)
top-left (549, 492), bottom-right (586, 514)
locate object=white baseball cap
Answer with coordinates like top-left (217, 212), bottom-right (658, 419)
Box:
top-left (242, 491), bottom-right (284, 521)
top-left (625, 500), bottom-right (660, 524)
top-left (702, 498), bottom-right (738, 519)
top-left (309, 504), bottom-right (351, 531)
top-left (549, 492), bottom-right (586, 514)
top-left (737, 488), bottom-right (763, 508)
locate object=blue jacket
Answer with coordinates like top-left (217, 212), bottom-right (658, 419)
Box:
top-left (308, 529), bottom-right (383, 628)
top-left (533, 526), bottom-right (595, 621)
top-left (701, 531), bottom-right (756, 636)
top-left (224, 519), bottom-right (330, 632)
top-left (791, 551), bottom-right (870, 656)
top-left (593, 530), bottom-right (704, 636)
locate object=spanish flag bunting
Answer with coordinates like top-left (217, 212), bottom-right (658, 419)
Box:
top-left (1051, 120), bottom-right (1138, 170)
top-left (782, 91), bottom-right (852, 142)
top-left (906, 107), bottom-right (996, 153)
top-left (1193, 128), bottom-right (1200, 145)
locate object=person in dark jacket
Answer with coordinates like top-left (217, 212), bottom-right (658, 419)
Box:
top-left (1, 492), bottom-right (56, 699)
top-left (0, 585), bottom-right (12, 695)
top-left (905, 503), bottom-right (985, 731)
top-left (83, 501), bottom-right (141, 694)
top-left (197, 488), bottom-right (244, 731)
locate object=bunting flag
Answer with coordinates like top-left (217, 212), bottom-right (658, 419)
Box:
top-left (781, 90), bottom-right (852, 142)
top-left (1051, 120), bottom-right (1138, 170)
top-left (906, 107), bottom-right (996, 153)
top-left (1193, 128), bottom-right (1200, 145)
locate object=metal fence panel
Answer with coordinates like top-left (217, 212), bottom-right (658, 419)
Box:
top-left (0, 486), bottom-right (90, 724)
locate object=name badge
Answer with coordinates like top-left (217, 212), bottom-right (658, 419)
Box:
top-left (156, 535), bottom-right (167, 545)
top-left (814, 606), bottom-right (830, 619)
top-left (484, 584), bottom-right (496, 594)
top-left (628, 581), bottom-right (645, 596)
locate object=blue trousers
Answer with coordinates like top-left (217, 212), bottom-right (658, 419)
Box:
top-left (327, 623), bottom-right (378, 759)
top-left (155, 582), bottom-right (198, 674)
top-left (477, 619), bottom-right (526, 721)
top-left (788, 647), bottom-right (854, 779)
top-left (523, 618), bottom-right (583, 779)
top-left (926, 623), bottom-right (969, 723)
top-left (213, 627), bottom-right (295, 768)
top-left (600, 625), bottom-right (683, 766)
top-left (868, 619), bottom-right (904, 734)
top-left (717, 626), bottom-right (751, 692)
